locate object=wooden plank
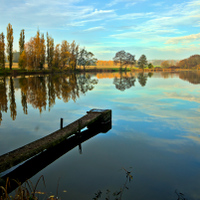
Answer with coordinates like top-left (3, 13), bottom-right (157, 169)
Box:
top-left (0, 122), bottom-right (112, 193)
top-left (0, 109), bottom-right (111, 173)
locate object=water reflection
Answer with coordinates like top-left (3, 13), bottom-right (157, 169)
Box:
top-left (137, 72), bottom-right (148, 87)
top-left (179, 71), bottom-right (200, 84)
top-left (0, 77), bottom-right (8, 125)
top-left (1, 71), bottom-right (200, 124)
top-left (0, 73), bottom-right (98, 124)
top-left (113, 72), bottom-right (152, 91)
top-left (113, 72), bottom-right (136, 91)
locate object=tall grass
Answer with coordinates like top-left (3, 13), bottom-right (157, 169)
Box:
top-left (0, 176), bottom-right (58, 200)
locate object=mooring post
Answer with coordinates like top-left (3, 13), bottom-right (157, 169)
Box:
top-left (60, 118), bottom-right (63, 129)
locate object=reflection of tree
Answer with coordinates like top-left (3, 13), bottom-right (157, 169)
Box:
top-left (1, 73), bottom-right (99, 122)
top-left (179, 71), bottom-right (200, 84)
top-left (69, 73), bottom-right (79, 102)
top-left (77, 74), bottom-right (98, 94)
top-left (113, 72), bottom-right (136, 91)
top-left (27, 76), bottom-right (47, 113)
top-left (137, 73), bottom-right (148, 87)
top-left (0, 77), bottom-right (8, 125)
top-left (19, 77), bottom-right (28, 114)
top-left (9, 76), bottom-right (17, 120)
top-left (47, 75), bottom-right (56, 111)
top-left (148, 72), bottom-right (154, 78)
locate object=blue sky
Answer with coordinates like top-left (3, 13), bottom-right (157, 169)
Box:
top-left (0, 0), bottom-right (200, 60)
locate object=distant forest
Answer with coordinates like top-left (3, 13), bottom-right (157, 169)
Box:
top-left (97, 55), bottom-right (200, 70)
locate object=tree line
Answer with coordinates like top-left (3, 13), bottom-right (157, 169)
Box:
top-left (113, 50), bottom-right (153, 71)
top-left (160, 55), bottom-right (200, 69)
top-left (0, 23), bottom-right (97, 71)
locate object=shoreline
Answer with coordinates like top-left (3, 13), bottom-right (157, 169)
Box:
top-left (0, 67), bottom-right (198, 76)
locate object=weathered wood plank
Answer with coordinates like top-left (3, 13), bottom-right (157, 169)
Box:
top-left (0, 109), bottom-right (111, 173)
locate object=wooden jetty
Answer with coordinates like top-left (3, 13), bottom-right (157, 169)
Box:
top-left (0, 122), bottom-right (111, 193)
top-left (0, 109), bottom-right (112, 173)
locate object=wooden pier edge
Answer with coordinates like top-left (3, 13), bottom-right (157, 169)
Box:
top-left (0, 109), bottom-right (112, 173)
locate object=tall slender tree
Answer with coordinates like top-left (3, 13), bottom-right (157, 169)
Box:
top-left (18, 29), bottom-right (25, 69)
top-left (7, 23), bottom-right (14, 70)
top-left (19, 29), bottom-right (25, 55)
top-left (40, 33), bottom-right (45, 69)
top-left (69, 40), bottom-right (79, 70)
top-left (0, 32), bottom-right (5, 69)
top-left (46, 32), bottom-right (54, 70)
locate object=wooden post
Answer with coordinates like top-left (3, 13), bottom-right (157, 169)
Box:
top-left (60, 118), bottom-right (63, 129)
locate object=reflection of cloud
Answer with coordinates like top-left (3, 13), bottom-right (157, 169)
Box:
top-left (114, 128), bottom-right (189, 154)
top-left (111, 83), bottom-right (200, 138)
top-left (165, 91), bottom-right (200, 103)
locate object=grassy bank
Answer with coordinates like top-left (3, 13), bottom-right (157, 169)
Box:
top-left (0, 62), bottom-right (198, 76)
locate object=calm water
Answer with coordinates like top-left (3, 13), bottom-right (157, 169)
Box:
top-left (1, 71), bottom-right (200, 200)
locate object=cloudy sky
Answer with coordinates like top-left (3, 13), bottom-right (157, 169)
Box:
top-left (0, 0), bottom-right (200, 60)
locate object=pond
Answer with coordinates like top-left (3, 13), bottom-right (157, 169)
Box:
top-left (0, 71), bottom-right (200, 200)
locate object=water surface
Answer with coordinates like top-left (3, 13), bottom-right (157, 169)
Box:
top-left (1, 71), bottom-right (200, 200)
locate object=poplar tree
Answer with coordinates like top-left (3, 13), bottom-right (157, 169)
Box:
top-left (19, 29), bottom-right (25, 55)
top-left (7, 23), bottom-right (14, 70)
top-left (40, 33), bottom-right (45, 69)
top-left (19, 29), bottom-right (25, 69)
top-left (46, 32), bottom-right (54, 70)
top-left (69, 40), bottom-right (79, 70)
top-left (0, 32), bottom-right (5, 69)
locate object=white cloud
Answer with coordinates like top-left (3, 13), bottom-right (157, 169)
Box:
top-left (106, 0), bottom-right (146, 7)
top-left (83, 26), bottom-right (105, 32)
top-left (80, 9), bottom-right (116, 20)
top-left (166, 33), bottom-right (200, 44)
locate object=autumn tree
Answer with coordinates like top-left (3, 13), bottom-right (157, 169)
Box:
top-left (138, 54), bottom-right (147, 70)
top-left (161, 60), bottom-right (170, 68)
top-left (61, 40), bottom-right (70, 69)
top-left (19, 29), bottom-right (25, 55)
top-left (177, 55), bottom-right (200, 69)
top-left (0, 32), bottom-right (5, 69)
top-left (46, 32), bottom-right (54, 70)
top-left (69, 40), bottom-right (79, 70)
top-left (52, 44), bottom-right (61, 69)
top-left (7, 23), bottom-right (14, 70)
top-left (177, 59), bottom-right (187, 68)
top-left (18, 29), bottom-right (26, 69)
top-left (25, 30), bottom-right (46, 70)
top-left (18, 51), bottom-right (27, 70)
